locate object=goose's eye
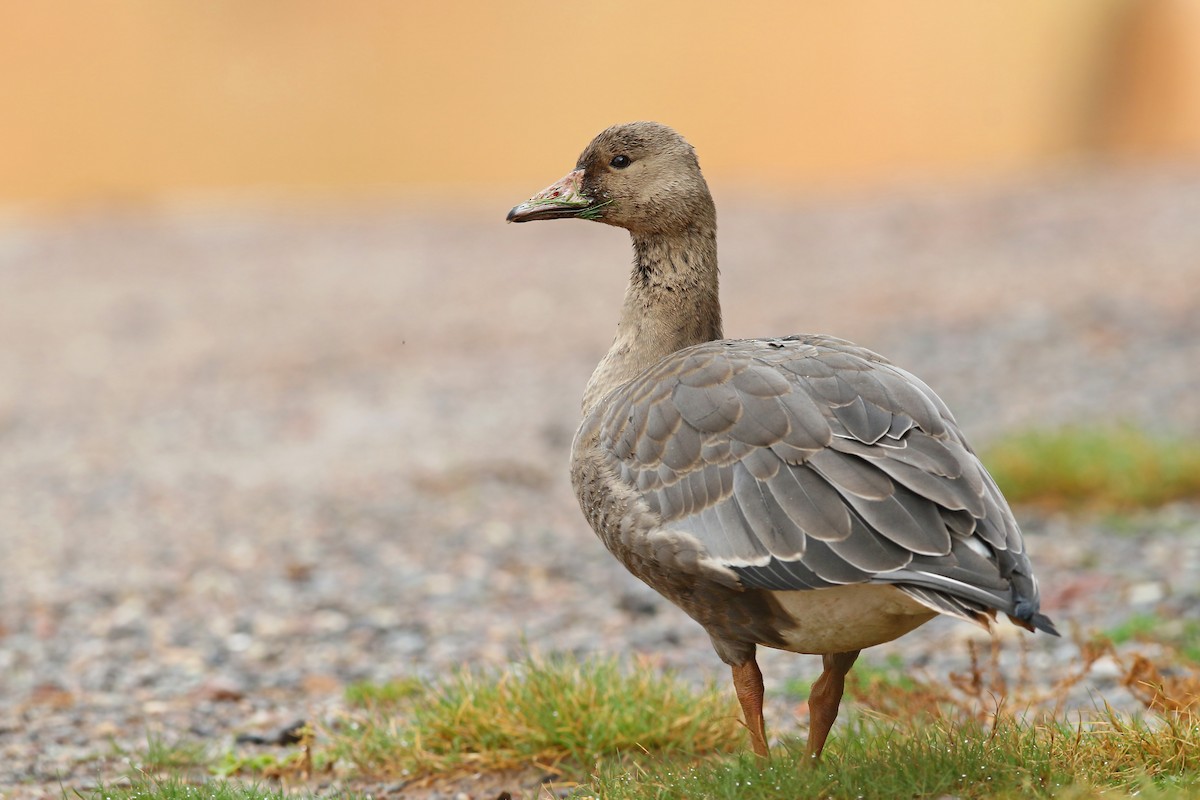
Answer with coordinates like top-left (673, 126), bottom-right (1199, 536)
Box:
top-left (610, 155), bottom-right (631, 169)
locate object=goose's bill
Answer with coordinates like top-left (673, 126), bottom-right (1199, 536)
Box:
top-left (507, 169), bottom-right (598, 222)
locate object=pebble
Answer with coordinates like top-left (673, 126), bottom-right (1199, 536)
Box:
top-left (1127, 582), bottom-right (1165, 606)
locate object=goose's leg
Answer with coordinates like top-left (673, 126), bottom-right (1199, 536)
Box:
top-left (731, 656), bottom-right (769, 759)
top-left (804, 649), bottom-right (861, 761)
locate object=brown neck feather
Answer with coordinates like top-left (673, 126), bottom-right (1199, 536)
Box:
top-left (582, 220), bottom-right (723, 416)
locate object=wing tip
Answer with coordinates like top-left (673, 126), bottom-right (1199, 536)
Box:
top-left (1009, 599), bottom-right (1061, 637)
top-left (899, 584), bottom-right (1061, 637)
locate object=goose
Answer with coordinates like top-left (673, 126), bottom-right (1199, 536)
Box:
top-left (507, 121), bottom-right (1058, 761)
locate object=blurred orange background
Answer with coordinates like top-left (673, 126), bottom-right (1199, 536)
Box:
top-left (3, 0), bottom-right (1200, 210)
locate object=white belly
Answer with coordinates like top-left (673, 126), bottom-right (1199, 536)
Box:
top-left (768, 584), bottom-right (937, 654)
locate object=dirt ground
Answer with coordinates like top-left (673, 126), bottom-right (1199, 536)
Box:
top-left (2, 165), bottom-right (1199, 797)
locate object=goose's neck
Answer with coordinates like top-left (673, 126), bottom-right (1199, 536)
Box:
top-left (582, 222), bottom-right (723, 416)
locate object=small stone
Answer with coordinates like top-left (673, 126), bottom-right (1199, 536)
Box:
top-left (616, 590), bottom-right (659, 617)
top-left (1090, 655), bottom-right (1123, 681)
top-left (196, 676), bottom-right (246, 702)
top-left (1127, 582), bottom-right (1164, 606)
top-left (27, 683), bottom-right (74, 709)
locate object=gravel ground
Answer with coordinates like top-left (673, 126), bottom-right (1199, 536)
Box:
top-left (2, 165), bottom-right (1200, 797)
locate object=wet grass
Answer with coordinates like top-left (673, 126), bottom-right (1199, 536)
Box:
top-left (984, 427), bottom-right (1200, 512)
top-left (68, 775), bottom-right (335, 800)
top-left (586, 713), bottom-right (1200, 799)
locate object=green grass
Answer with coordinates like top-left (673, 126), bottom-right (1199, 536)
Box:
top-left (68, 650), bottom-right (1200, 799)
top-left (983, 426), bottom-right (1200, 511)
top-left (328, 652), bottom-right (743, 776)
top-left (343, 676), bottom-right (424, 707)
top-left (136, 734), bottom-right (211, 773)
top-left (70, 774), bottom-right (343, 800)
top-left (1108, 613), bottom-right (1200, 664)
top-left (584, 713), bottom-right (1200, 799)
top-left (209, 749), bottom-right (315, 780)
top-left (577, 199), bottom-right (614, 220)
top-left (512, 196), bottom-right (613, 220)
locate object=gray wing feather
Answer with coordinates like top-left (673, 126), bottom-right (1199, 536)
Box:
top-left (763, 457), bottom-right (851, 543)
top-left (832, 394), bottom-right (894, 444)
top-left (684, 384), bottom-right (743, 433)
top-left (805, 449), bottom-right (893, 500)
top-left (730, 465), bottom-right (796, 557)
top-left (660, 422), bottom-right (702, 471)
top-left (836, 482), bottom-right (953, 557)
top-left (825, 514), bottom-right (914, 573)
top-left (828, 436), bottom-right (986, 515)
top-left (594, 336), bottom-right (1051, 631)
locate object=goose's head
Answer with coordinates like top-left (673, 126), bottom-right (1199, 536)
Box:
top-left (507, 121), bottom-right (714, 235)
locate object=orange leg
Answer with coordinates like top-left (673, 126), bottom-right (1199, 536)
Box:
top-left (804, 649), bottom-right (861, 761)
top-left (731, 658), bottom-right (769, 759)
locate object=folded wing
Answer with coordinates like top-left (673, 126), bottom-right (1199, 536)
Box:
top-left (594, 335), bottom-right (1056, 635)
